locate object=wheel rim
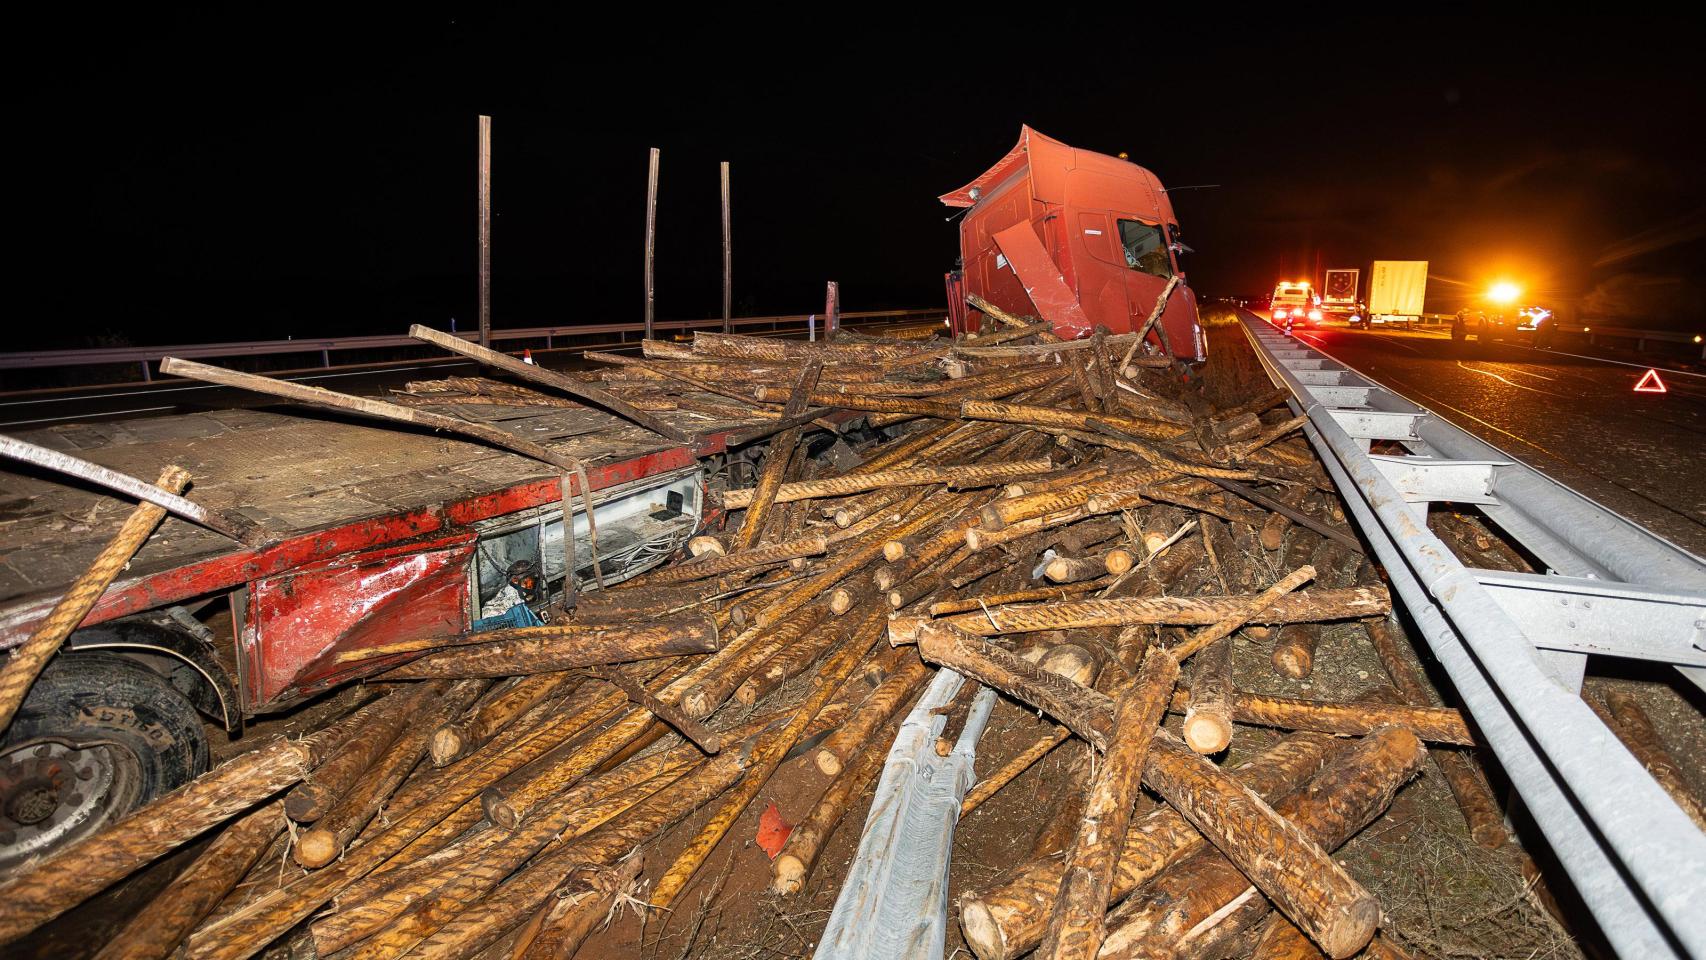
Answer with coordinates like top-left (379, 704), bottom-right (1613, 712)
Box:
top-left (0, 738), bottom-right (143, 869)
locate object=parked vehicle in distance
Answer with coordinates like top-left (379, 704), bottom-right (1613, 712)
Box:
top-left (1365, 261), bottom-right (1428, 328)
top-left (1269, 281), bottom-right (1322, 333)
top-left (1452, 305), bottom-right (1554, 344)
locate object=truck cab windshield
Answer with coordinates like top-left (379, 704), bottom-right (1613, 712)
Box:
top-left (1118, 220), bottom-right (1172, 279)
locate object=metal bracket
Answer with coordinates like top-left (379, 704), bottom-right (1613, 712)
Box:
top-left (1474, 569), bottom-right (1706, 670)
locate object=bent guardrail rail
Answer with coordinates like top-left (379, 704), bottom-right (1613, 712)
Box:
top-left (1241, 312), bottom-right (1706, 959)
top-left (815, 669), bottom-right (997, 960)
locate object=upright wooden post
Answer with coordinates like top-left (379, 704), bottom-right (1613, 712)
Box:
top-left (721, 161), bottom-right (732, 335)
top-left (824, 280), bottom-right (841, 339)
top-left (644, 147), bottom-right (660, 340)
top-left (477, 115), bottom-right (492, 350)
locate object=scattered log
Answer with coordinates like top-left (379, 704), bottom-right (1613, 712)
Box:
top-left (815, 651), bottom-right (933, 775)
top-left (1591, 688), bottom-right (1706, 831)
top-left (346, 617), bottom-right (719, 668)
top-left (773, 729), bottom-right (888, 895)
top-left (430, 672), bottom-right (579, 767)
top-left (891, 584), bottom-right (1390, 642)
top-left (1034, 648), bottom-right (1179, 960)
top-left (1169, 565), bottom-right (1315, 661)
top-left (515, 857), bottom-right (644, 959)
top-left (286, 686), bottom-right (423, 822)
top-left (720, 457), bottom-right (1053, 508)
top-left (960, 732), bottom-right (1338, 960)
top-left (90, 799), bottom-right (289, 960)
top-left (0, 464), bottom-right (190, 732)
top-left (1362, 615), bottom-right (1508, 848)
top-left (639, 534), bottom-right (827, 585)
top-left (1182, 637), bottom-right (1234, 754)
top-left (0, 708), bottom-right (368, 944)
top-left (372, 617), bottom-right (719, 678)
top-left (1098, 727), bottom-right (1426, 960)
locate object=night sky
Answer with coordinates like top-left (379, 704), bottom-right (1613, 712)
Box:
top-left (13, 11), bottom-right (1704, 350)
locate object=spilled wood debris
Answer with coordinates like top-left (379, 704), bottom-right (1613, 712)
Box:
top-left (0, 318), bottom-right (1527, 960)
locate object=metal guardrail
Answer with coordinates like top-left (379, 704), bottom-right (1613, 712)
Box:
top-left (0, 309), bottom-right (949, 382)
top-left (1241, 313), bottom-right (1706, 959)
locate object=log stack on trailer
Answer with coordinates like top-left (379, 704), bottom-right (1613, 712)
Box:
top-left (0, 314), bottom-right (1666, 960)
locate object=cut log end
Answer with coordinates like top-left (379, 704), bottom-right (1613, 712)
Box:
top-left (428, 726), bottom-right (466, 767)
top-left (688, 535), bottom-right (726, 558)
top-left (1104, 548), bottom-right (1135, 576)
top-left (283, 784), bottom-right (328, 824)
top-left (960, 898), bottom-right (1010, 960)
top-left (830, 588), bottom-right (856, 615)
top-left (815, 749), bottom-right (844, 777)
top-left (1272, 643), bottom-right (1314, 680)
top-left (874, 567), bottom-right (898, 590)
top-left (772, 854), bottom-right (807, 896)
top-left (480, 788), bottom-right (522, 831)
top-left (1182, 713), bottom-right (1234, 755)
top-left (292, 828), bottom-right (339, 869)
top-left (1315, 896), bottom-right (1382, 959)
top-left (883, 541), bottom-right (908, 563)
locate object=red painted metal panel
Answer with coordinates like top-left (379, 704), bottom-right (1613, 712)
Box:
top-left (993, 222), bottom-right (1095, 339)
top-left (240, 530), bottom-right (476, 709)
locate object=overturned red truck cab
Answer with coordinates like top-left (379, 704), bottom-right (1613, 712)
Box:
top-left (942, 125), bottom-right (1203, 361)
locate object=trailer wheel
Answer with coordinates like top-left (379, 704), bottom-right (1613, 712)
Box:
top-left (0, 652), bottom-right (208, 868)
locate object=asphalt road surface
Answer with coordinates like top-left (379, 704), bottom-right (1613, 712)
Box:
top-left (1276, 318), bottom-right (1706, 556)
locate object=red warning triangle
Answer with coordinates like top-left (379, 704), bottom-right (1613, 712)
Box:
top-left (1633, 369), bottom-right (1668, 393)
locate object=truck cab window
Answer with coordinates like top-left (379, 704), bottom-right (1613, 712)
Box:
top-left (1118, 220), bottom-right (1172, 278)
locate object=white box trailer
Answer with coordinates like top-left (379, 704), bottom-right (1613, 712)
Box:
top-left (1367, 260), bottom-right (1427, 326)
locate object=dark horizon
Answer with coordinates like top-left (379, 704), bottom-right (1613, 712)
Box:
top-left (11, 11), bottom-right (1704, 350)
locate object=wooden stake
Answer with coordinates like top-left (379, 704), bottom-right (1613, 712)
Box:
top-left (478, 115), bottom-right (491, 349)
top-left (644, 146), bottom-right (659, 341)
top-left (364, 617), bottom-right (718, 678)
top-left (721, 161), bottom-right (732, 335)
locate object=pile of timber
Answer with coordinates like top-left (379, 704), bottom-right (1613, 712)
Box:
top-left (0, 317), bottom-right (1505, 960)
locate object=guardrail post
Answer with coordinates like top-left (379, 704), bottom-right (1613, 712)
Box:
top-left (321, 348), bottom-right (330, 368)
top-left (644, 147), bottom-right (660, 341)
top-left (139, 361), bottom-right (151, 383)
top-left (478, 115), bottom-right (492, 350)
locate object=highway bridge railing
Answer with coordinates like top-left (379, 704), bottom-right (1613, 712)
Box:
top-left (0, 309), bottom-right (949, 386)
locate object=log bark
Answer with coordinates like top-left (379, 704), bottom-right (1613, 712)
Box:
top-left (1044, 553), bottom-right (1113, 584)
top-left (1098, 727), bottom-right (1426, 960)
top-left (731, 605), bottom-right (844, 707)
top-left (1363, 615), bottom-right (1508, 848)
top-left (287, 686), bottom-right (422, 822)
top-left (90, 798), bottom-right (288, 960)
top-left (694, 329), bottom-right (934, 364)
top-left (374, 617), bottom-right (719, 679)
top-left (1165, 687), bottom-right (1474, 745)
top-left (1273, 538), bottom-right (1350, 679)
top-left (0, 464), bottom-right (190, 731)
top-left (639, 534), bottom-right (827, 584)
top-left (929, 581), bottom-right (1103, 616)
top-left (1034, 649), bottom-right (1179, 960)
top-left (649, 607), bottom-right (887, 910)
top-left (1182, 637), bottom-right (1234, 754)
top-left (1169, 565), bottom-right (1315, 661)
top-left (961, 724), bottom-right (1072, 817)
top-left (773, 727), bottom-right (888, 894)
top-left (591, 667), bottom-right (720, 754)
top-left (891, 585), bottom-right (1391, 642)
top-left (516, 857), bottom-right (644, 959)
top-left (916, 622), bottom-right (1117, 749)
top-left (344, 615), bottom-right (716, 670)
top-left (980, 470), bottom-right (1176, 530)
top-left (179, 676), bottom-right (640, 960)
top-left (1592, 688), bottom-right (1706, 831)
top-left (721, 457), bottom-right (1053, 508)
top-left (317, 751), bottom-right (689, 958)
top-left (294, 680), bottom-right (480, 868)
top-left (405, 747), bottom-right (749, 960)
top-left (814, 650), bottom-right (932, 775)
top-left (431, 673), bottom-right (579, 767)
top-left (959, 732), bottom-right (1338, 960)
top-left (733, 362), bottom-right (819, 550)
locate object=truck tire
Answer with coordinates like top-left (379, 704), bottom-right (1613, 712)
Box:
top-left (0, 651), bottom-right (208, 868)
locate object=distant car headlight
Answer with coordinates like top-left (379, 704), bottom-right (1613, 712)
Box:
top-left (1308, 309), bottom-right (1323, 321)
